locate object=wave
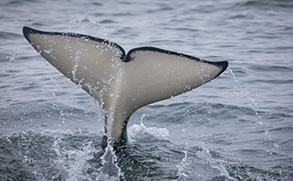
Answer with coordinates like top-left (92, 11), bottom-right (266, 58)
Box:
top-left (0, 31), bottom-right (22, 40)
top-left (238, 0), bottom-right (293, 9)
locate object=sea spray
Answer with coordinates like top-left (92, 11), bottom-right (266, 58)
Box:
top-left (97, 144), bottom-right (123, 180)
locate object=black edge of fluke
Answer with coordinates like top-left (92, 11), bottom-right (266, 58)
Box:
top-left (22, 26), bottom-right (229, 77)
top-left (22, 26), bottom-right (126, 58)
top-left (23, 26), bottom-right (33, 43)
top-left (126, 46), bottom-right (228, 77)
top-left (214, 61), bottom-right (229, 77)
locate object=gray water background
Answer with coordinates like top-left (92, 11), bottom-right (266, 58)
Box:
top-left (0, 0), bottom-right (292, 180)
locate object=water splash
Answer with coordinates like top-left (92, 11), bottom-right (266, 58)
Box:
top-left (65, 17), bottom-right (110, 39)
top-left (52, 138), bottom-right (96, 181)
top-left (128, 114), bottom-right (169, 142)
top-left (227, 68), bottom-right (259, 115)
top-left (176, 150), bottom-right (190, 180)
top-left (197, 147), bottom-right (236, 180)
top-left (97, 144), bottom-right (123, 181)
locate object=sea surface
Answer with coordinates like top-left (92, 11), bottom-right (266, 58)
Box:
top-left (0, 0), bottom-right (293, 180)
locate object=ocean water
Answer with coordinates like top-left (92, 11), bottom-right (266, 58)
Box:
top-left (0, 0), bottom-right (293, 180)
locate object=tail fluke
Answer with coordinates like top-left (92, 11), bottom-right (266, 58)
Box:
top-left (23, 26), bottom-right (228, 148)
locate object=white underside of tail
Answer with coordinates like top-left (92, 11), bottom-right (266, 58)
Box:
top-left (23, 27), bottom-right (228, 146)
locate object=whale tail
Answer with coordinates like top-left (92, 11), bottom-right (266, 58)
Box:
top-left (23, 26), bottom-right (228, 148)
